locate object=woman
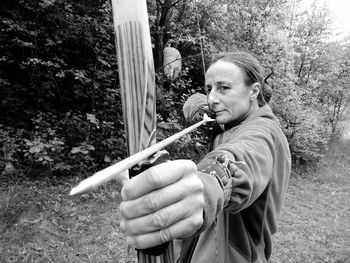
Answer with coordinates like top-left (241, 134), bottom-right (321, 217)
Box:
top-left (120, 52), bottom-right (291, 263)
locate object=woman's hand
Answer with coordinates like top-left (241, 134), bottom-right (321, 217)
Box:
top-left (119, 160), bottom-right (205, 249)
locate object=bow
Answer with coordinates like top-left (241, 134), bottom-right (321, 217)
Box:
top-left (111, 0), bottom-right (172, 262)
top-left (69, 1), bottom-right (214, 262)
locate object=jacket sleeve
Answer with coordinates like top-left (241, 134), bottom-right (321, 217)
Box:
top-left (197, 120), bottom-right (276, 227)
top-left (183, 93), bottom-right (215, 124)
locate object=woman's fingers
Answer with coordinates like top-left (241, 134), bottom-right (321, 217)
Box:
top-left (123, 207), bottom-right (204, 249)
top-left (120, 193), bottom-right (205, 235)
top-left (119, 159), bottom-right (205, 248)
top-left (120, 171), bottom-right (202, 219)
top-left (121, 160), bottom-right (197, 201)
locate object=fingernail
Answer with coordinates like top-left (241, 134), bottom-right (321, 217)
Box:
top-left (121, 188), bottom-right (127, 200)
top-left (119, 203), bottom-right (125, 217)
top-left (119, 219), bottom-right (125, 232)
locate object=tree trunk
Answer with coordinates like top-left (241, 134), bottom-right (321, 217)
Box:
top-left (153, 0), bottom-right (178, 71)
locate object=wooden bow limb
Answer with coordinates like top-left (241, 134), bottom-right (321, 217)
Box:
top-left (109, 1), bottom-right (165, 261)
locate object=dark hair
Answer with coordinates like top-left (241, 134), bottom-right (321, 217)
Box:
top-left (210, 52), bottom-right (272, 107)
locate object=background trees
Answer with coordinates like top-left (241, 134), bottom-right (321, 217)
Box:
top-left (1, 0), bottom-right (349, 177)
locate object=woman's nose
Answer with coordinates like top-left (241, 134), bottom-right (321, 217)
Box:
top-left (207, 88), bottom-right (219, 105)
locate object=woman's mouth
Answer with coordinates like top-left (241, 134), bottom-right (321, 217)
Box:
top-left (214, 110), bottom-right (224, 115)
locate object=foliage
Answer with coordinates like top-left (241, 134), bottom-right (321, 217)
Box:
top-left (155, 0), bottom-right (350, 165)
top-left (0, 125), bottom-right (22, 175)
top-left (0, 0), bottom-right (126, 176)
top-left (0, 110), bottom-right (126, 178)
top-left (1, 0), bottom-right (350, 178)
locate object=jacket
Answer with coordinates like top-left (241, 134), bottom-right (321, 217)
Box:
top-left (180, 95), bottom-right (291, 263)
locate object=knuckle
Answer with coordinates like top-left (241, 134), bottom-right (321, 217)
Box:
top-left (147, 167), bottom-right (161, 188)
top-left (190, 215), bottom-right (204, 231)
top-left (185, 160), bottom-right (198, 174)
top-left (184, 174), bottom-right (202, 190)
top-left (195, 177), bottom-right (204, 192)
top-left (187, 160), bottom-right (197, 169)
top-left (197, 194), bottom-right (205, 207)
top-left (157, 229), bottom-right (171, 244)
top-left (144, 193), bottom-right (160, 212)
top-left (187, 178), bottom-right (204, 196)
top-left (153, 212), bottom-right (168, 228)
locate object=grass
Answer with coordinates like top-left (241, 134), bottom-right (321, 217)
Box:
top-left (0, 177), bottom-right (132, 263)
top-left (271, 141), bottom-right (350, 263)
top-left (1, 141), bottom-right (349, 263)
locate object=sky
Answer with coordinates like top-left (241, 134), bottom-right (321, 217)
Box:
top-left (302, 0), bottom-right (350, 39)
top-left (326, 0), bottom-right (350, 37)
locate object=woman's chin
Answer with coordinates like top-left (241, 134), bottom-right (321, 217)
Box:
top-left (216, 115), bottom-right (237, 125)
top-left (215, 117), bottom-right (227, 124)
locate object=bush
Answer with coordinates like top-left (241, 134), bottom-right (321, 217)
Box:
top-left (0, 109), bottom-right (127, 178)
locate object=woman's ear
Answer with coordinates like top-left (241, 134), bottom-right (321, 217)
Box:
top-left (249, 83), bottom-right (260, 101)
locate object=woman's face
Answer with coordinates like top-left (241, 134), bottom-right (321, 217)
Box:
top-left (205, 60), bottom-right (254, 124)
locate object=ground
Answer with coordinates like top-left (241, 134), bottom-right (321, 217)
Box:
top-left (0, 142), bottom-right (349, 263)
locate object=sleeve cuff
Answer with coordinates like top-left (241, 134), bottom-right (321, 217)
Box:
top-left (194, 171), bottom-right (225, 234)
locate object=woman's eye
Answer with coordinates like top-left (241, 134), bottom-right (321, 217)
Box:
top-left (206, 85), bottom-right (230, 94)
top-left (219, 85), bottom-right (230, 91)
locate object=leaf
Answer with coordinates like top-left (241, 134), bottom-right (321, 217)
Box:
top-left (86, 114), bottom-right (99, 126)
top-left (71, 147), bottom-right (81, 154)
top-left (55, 71), bottom-right (65, 78)
top-left (86, 145), bottom-right (94, 151)
top-left (104, 155), bottom-right (111, 163)
top-left (24, 139), bottom-right (33, 146)
top-left (98, 58), bottom-right (111, 68)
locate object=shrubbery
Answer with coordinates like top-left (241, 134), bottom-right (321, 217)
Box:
top-left (1, 0), bottom-right (349, 178)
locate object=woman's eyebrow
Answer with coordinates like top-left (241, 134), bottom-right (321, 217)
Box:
top-left (216, 81), bottom-right (233, 86)
top-left (205, 80), bottom-right (234, 87)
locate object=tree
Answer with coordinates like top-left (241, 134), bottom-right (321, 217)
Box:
top-left (0, 0), bottom-right (125, 175)
top-left (1, 0), bottom-right (349, 176)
